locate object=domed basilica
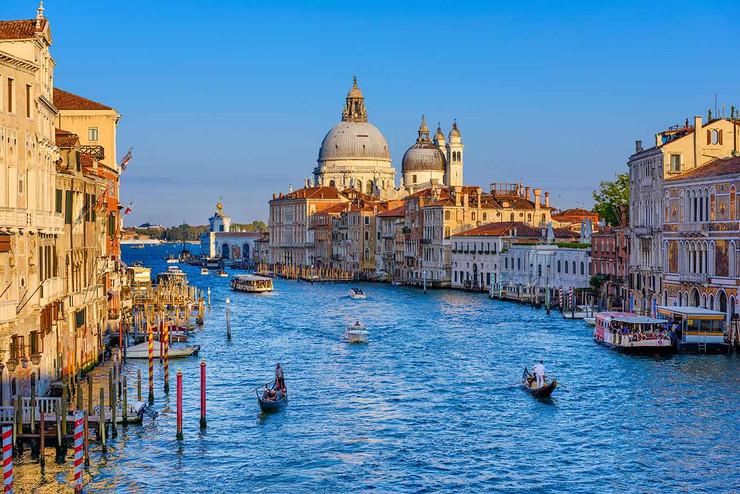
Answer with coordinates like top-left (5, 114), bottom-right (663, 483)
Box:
top-left (312, 78), bottom-right (464, 198)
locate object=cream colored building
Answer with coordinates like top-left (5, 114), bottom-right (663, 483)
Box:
top-left (628, 115), bottom-right (740, 314)
top-left (0, 6), bottom-right (64, 397)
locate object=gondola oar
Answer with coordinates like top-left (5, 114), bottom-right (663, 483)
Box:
top-left (248, 381), bottom-right (273, 394)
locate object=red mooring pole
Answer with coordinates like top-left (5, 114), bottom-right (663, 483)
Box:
top-left (200, 359), bottom-right (206, 429)
top-left (176, 368), bottom-right (183, 440)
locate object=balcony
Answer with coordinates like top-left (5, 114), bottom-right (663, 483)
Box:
top-left (420, 239), bottom-right (432, 245)
top-left (69, 285), bottom-right (104, 309)
top-left (39, 277), bottom-right (64, 305)
top-left (677, 222), bottom-right (707, 235)
top-left (79, 145), bottom-right (105, 161)
top-left (679, 273), bottom-right (707, 284)
top-left (0, 207), bottom-right (29, 229)
top-left (31, 210), bottom-right (64, 233)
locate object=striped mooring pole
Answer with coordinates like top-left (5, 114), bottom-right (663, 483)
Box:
top-left (164, 324), bottom-right (170, 394)
top-left (176, 368), bottom-right (183, 440)
top-left (148, 321), bottom-right (155, 405)
top-left (73, 411), bottom-right (83, 493)
top-left (2, 425), bottom-right (12, 493)
top-left (558, 287), bottom-right (563, 308)
top-left (569, 287), bottom-right (574, 310)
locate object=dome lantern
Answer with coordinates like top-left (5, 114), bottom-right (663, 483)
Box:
top-left (342, 76), bottom-right (368, 123)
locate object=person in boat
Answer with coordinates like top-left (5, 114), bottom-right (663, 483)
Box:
top-left (275, 363), bottom-right (286, 393)
top-left (532, 361), bottom-right (545, 388)
top-left (263, 385), bottom-right (276, 401)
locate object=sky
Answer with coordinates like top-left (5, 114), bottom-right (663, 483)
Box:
top-left (7, 1), bottom-right (740, 226)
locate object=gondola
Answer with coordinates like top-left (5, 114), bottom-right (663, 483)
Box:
top-left (256, 387), bottom-right (288, 413)
top-left (522, 367), bottom-right (557, 398)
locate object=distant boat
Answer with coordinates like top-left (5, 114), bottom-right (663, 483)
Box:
top-left (562, 305), bottom-right (595, 319)
top-left (231, 274), bottom-right (274, 293)
top-left (200, 268), bottom-right (209, 275)
top-left (215, 270), bottom-right (229, 278)
top-left (522, 367), bottom-right (557, 398)
top-left (344, 321), bottom-right (369, 343)
top-left (584, 317), bottom-right (596, 326)
top-left (348, 288), bottom-right (366, 299)
top-left (165, 253), bottom-right (179, 264)
top-left (131, 244), bottom-right (144, 249)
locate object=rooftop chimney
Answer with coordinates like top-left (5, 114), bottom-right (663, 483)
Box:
top-left (635, 140), bottom-right (643, 153)
top-left (545, 191), bottom-right (550, 207)
top-left (454, 186), bottom-right (462, 206)
top-left (525, 186), bottom-right (530, 200)
top-left (533, 188), bottom-right (542, 209)
top-left (693, 115), bottom-right (703, 168)
top-left (272, 193), bottom-right (276, 200)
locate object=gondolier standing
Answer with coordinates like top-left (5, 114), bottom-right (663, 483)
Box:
top-left (275, 363), bottom-right (286, 393)
top-left (532, 361), bottom-right (545, 388)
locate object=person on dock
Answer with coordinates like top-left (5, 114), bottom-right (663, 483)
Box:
top-left (532, 361), bottom-right (545, 388)
top-left (275, 363), bottom-right (286, 393)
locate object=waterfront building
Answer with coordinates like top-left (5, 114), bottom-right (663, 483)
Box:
top-left (252, 230), bottom-right (270, 265)
top-left (268, 186), bottom-right (349, 265)
top-left (0, 7), bottom-right (65, 397)
top-left (661, 156), bottom-right (740, 322)
top-left (376, 205), bottom-right (405, 281)
top-left (313, 203), bottom-right (347, 269)
top-left (551, 208), bottom-right (599, 233)
top-left (54, 129), bottom-right (109, 385)
top-left (450, 222), bottom-right (541, 290)
top-left (628, 115), bottom-right (740, 314)
top-left (590, 219), bottom-right (630, 310)
top-left (199, 201), bottom-right (259, 262)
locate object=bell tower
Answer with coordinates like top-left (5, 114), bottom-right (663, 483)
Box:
top-left (446, 121), bottom-right (464, 187)
top-left (342, 76), bottom-right (368, 122)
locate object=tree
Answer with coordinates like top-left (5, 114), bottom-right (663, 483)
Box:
top-left (593, 173), bottom-right (629, 227)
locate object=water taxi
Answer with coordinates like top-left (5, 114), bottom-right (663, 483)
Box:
top-left (348, 287), bottom-right (366, 299)
top-left (593, 312), bottom-right (673, 354)
top-left (344, 321), bottom-right (369, 343)
top-left (131, 244), bottom-right (145, 249)
top-left (656, 306), bottom-right (729, 353)
top-left (215, 270), bottom-right (229, 278)
top-left (164, 253), bottom-right (179, 264)
top-left (200, 268), bottom-right (209, 275)
top-left (230, 274), bottom-right (274, 293)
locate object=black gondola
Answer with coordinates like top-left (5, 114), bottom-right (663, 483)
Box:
top-left (522, 367), bottom-right (557, 398)
top-left (256, 387), bottom-right (288, 413)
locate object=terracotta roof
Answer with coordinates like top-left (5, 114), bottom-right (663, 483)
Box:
top-left (666, 156), bottom-right (740, 181)
top-left (553, 228), bottom-right (580, 239)
top-left (0, 19), bottom-right (46, 40)
top-left (273, 186), bottom-right (344, 201)
top-left (378, 205), bottom-right (405, 217)
top-left (317, 203), bottom-right (349, 214)
top-left (55, 129), bottom-right (79, 148)
top-left (552, 208), bottom-right (598, 220)
top-left (453, 222), bottom-right (540, 238)
top-left (80, 154), bottom-right (95, 166)
top-left (53, 88), bottom-right (113, 111)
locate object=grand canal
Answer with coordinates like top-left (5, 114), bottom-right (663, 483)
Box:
top-left (13, 244), bottom-right (740, 493)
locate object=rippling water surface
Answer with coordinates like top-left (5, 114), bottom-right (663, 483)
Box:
top-left (14, 244), bottom-right (740, 493)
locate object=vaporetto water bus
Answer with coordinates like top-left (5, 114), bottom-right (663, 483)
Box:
top-left (231, 274), bottom-right (274, 293)
top-left (593, 312), bottom-right (673, 355)
top-left (656, 306), bottom-right (729, 354)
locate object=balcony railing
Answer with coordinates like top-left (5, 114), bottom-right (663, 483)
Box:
top-left (79, 145), bottom-right (105, 161)
top-left (679, 273), bottom-right (707, 284)
top-left (0, 301), bottom-right (17, 325)
top-left (678, 222), bottom-right (707, 234)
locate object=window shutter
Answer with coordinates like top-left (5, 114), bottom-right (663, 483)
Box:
top-left (719, 129), bottom-right (723, 145)
top-left (706, 129), bottom-right (711, 145)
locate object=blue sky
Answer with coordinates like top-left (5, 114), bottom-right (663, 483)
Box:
top-left (9, 1), bottom-right (740, 226)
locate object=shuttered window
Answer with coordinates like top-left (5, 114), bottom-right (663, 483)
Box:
top-left (64, 190), bottom-right (73, 224)
top-left (55, 189), bottom-right (63, 213)
top-left (0, 234), bottom-right (10, 253)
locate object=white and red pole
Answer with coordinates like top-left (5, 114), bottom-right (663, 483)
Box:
top-left (73, 411), bottom-right (83, 493)
top-left (2, 425), bottom-right (12, 493)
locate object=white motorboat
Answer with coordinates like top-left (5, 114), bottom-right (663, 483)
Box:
top-left (231, 274), bottom-right (274, 293)
top-left (215, 270), bottom-right (229, 277)
top-left (125, 340), bottom-right (200, 359)
top-left (584, 317), bottom-right (596, 326)
top-left (562, 305), bottom-right (596, 320)
top-left (344, 322), bottom-right (369, 343)
top-left (200, 268), bottom-right (209, 275)
top-left (348, 287), bottom-right (366, 299)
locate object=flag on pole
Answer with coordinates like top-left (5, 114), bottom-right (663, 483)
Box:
top-left (124, 201), bottom-right (135, 215)
top-left (119, 147), bottom-right (133, 171)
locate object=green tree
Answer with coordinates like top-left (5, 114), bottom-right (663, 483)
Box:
top-left (593, 172), bottom-right (629, 227)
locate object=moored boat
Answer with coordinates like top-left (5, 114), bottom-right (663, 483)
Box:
top-left (593, 312), bottom-right (673, 354)
top-left (200, 268), bottom-right (209, 275)
top-left (215, 270), bottom-right (229, 277)
top-left (344, 321), bottom-right (369, 343)
top-left (522, 368), bottom-right (557, 398)
top-left (348, 287), bottom-right (366, 299)
top-left (231, 274), bottom-right (274, 293)
top-left (656, 306), bottom-right (729, 353)
top-left (563, 304), bottom-right (597, 319)
top-left (584, 317), bottom-right (596, 326)
top-left (126, 340), bottom-right (200, 358)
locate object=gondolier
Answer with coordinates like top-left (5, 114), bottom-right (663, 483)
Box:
top-left (532, 360), bottom-right (545, 387)
top-left (275, 363), bottom-right (285, 392)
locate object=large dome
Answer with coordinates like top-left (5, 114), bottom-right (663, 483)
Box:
top-left (402, 141), bottom-right (446, 172)
top-left (318, 121), bottom-right (391, 162)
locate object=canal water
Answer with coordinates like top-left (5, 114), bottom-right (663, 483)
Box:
top-left (14, 244), bottom-right (740, 493)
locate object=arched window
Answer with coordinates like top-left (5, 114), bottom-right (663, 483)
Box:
top-left (444, 226), bottom-right (450, 238)
top-left (356, 180), bottom-right (362, 191)
top-left (541, 213), bottom-right (545, 222)
top-left (482, 213), bottom-right (487, 221)
top-left (445, 210), bottom-right (451, 221)
top-left (364, 248), bottom-right (370, 261)
top-left (329, 180), bottom-right (335, 187)
top-left (580, 262), bottom-right (584, 275)
top-left (527, 214), bottom-right (532, 222)
top-left (472, 212), bottom-right (476, 221)
top-left (510, 213), bottom-right (514, 221)
top-left (367, 181), bottom-right (373, 195)
top-left (364, 231), bottom-right (369, 241)
top-left (572, 261), bottom-right (576, 274)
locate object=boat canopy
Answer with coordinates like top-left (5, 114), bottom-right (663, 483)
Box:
top-left (234, 274), bottom-right (271, 282)
top-left (656, 306), bottom-right (725, 319)
top-left (608, 316), bottom-right (667, 324)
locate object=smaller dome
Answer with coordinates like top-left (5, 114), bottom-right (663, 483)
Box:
top-left (434, 125), bottom-right (444, 142)
top-left (449, 121), bottom-right (461, 138)
top-left (402, 142), bottom-right (446, 172)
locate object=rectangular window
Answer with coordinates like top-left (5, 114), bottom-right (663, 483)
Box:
top-left (364, 216), bottom-right (370, 225)
top-left (64, 190), bottom-right (73, 224)
top-left (55, 189), bottom-right (63, 213)
top-left (25, 85), bottom-right (31, 118)
top-left (670, 154), bottom-right (680, 172)
top-left (7, 78), bottom-right (14, 113)
top-left (0, 234), bottom-right (10, 253)
top-left (88, 127), bottom-right (99, 141)
top-left (91, 194), bottom-right (96, 221)
top-left (30, 331), bottom-right (40, 355)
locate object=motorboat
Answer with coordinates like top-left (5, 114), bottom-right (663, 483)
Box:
top-left (125, 340), bottom-right (200, 358)
top-left (391, 280), bottom-right (403, 286)
top-left (344, 321), bottom-right (369, 343)
top-left (231, 274), bottom-right (274, 293)
top-left (348, 287), bottom-right (366, 299)
top-left (562, 304), bottom-right (596, 319)
top-left (215, 270), bottom-right (229, 277)
top-left (522, 367), bottom-right (557, 398)
top-left (200, 268), bottom-right (209, 275)
top-left (131, 244), bottom-right (145, 249)
top-left (584, 317), bottom-right (596, 326)
top-left (165, 254), bottom-right (179, 264)
top-left (156, 266), bottom-right (187, 285)
top-left (593, 312), bottom-right (673, 355)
